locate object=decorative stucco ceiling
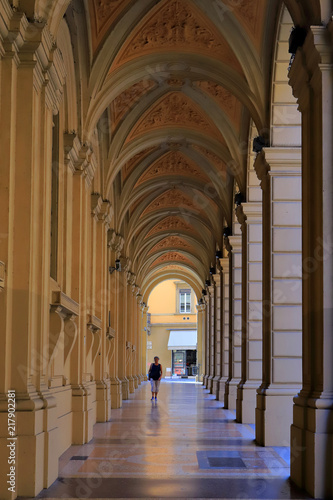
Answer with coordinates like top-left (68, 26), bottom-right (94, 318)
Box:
top-left (82, 0), bottom-right (277, 289)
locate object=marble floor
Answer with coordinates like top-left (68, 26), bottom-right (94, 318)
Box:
top-left (26, 380), bottom-right (312, 499)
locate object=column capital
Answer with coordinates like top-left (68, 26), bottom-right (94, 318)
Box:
top-left (196, 303), bottom-right (206, 312)
top-left (238, 202), bottom-right (262, 224)
top-left (219, 257), bottom-right (230, 273)
top-left (254, 148), bottom-right (301, 184)
top-left (226, 235), bottom-right (242, 254)
top-left (91, 193), bottom-right (113, 227)
top-left (289, 25), bottom-right (333, 110)
top-left (213, 272), bottom-right (221, 286)
top-left (108, 230), bottom-right (124, 256)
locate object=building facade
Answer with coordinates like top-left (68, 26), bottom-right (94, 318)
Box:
top-left (147, 280), bottom-right (198, 378)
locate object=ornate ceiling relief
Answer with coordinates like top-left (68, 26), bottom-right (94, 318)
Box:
top-left (89, 0), bottom-right (132, 53)
top-left (193, 145), bottom-right (227, 178)
top-left (110, 80), bottom-right (156, 131)
top-left (228, 0), bottom-right (266, 50)
top-left (111, 0), bottom-right (244, 75)
top-left (152, 252), bottom-right (193, 267)
top-left (142, 188), bottom-right (200, 217)
top-left (135, 150), bottom-right (209, 187)
top-left (126, 92), bottom-right (222, 143)
top-left (149, 236), bottom-right (192, 255)
top-left (146, 216), bottom-right (197, 238)
top-left (122, 147), bottom-right (157, 181)
top-left (195, 81), bottom-right (242, 132)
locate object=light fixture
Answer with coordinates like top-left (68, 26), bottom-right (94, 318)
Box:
top-left (109, 259), bottom-right (121, 274)
top-left (216, 250), bottom-right (222, 259)
top-left (235, 192), bottom-right (245, 207)
top-left (210, 267), bottom-right (215, 275)
top-left (253, 136), bottom-right (266, 153)
top-left (289, 26), bottom-right (307, 54)
top-left (223, 226), bottom-right (232, 238)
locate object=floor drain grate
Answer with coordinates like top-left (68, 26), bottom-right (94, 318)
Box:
top-left (207, 457), bottom-right (246, 468)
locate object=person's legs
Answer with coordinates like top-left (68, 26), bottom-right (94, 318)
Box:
top-left (150, 379), bottom-right (155, 399)
top-left (155, 380), bottom-right (160, 400)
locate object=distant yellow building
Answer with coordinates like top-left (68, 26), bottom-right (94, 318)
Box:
top-left (147, 280), bottom-right (199, 378)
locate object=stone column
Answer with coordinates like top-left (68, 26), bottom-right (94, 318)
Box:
top-left (212, 270), bottom-right (222, 398)
top-left (107, 231), bottom-right (123, 409)
top-left (288, 26), bottom-right (333, 498)
top-left (218, 257), bottom-right (230, 403)
top-left (236, 202), bottom-right (263, 423)
top-left (117, 262), bottom-right (129, 400)
top-left (196, 302), bottom-right (206, 382)
top-left (207, 283), bottom-right (215, 393)
top-left (141, 305), bottom-right (149, 380)
top-left (203, 292), bottom-right (210, 388)
top-left (254, 148), bottom-right (302, 446)
top-left (91, 196), bottom-right (112, 422)
top-left (225, 235), bottom-right (242, 410)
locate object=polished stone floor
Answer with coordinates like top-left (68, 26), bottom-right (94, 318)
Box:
top-left (27, 380), bottom-right (312, 499)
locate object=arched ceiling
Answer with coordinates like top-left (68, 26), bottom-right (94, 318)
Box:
top-left (47, 0), bottom-right (319, 291)
top-left (84, 0), bottom-right (276, 289)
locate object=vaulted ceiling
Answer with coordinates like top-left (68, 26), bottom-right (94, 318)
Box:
top-left (63, 0), bottom-right (296, 290)
top-left (81, 0), bottom-right (281, 289)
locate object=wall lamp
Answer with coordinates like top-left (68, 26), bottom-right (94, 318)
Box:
top-left (205, 279), bottom-right (211, 287)
top-left (235, 192), bottom-right (245, 207)
top-left (289, 26), bottom-right (307, 55)
top-left (202, 289), bottom-right (207, 296)
top-left (253, 136), bottom-right (267, 153)
top-left (210, 267), bottom-right (215, 275)
top-left (216, 250), bottom-right (223, 259)
top-left (109, 259), bottom-right (121, 274)
top-left (223, 226), bottom-right (232, 238)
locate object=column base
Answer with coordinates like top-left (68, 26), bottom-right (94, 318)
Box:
top-left (133, 375), bottom-right (139, 389)
top-left (120, 377), bottom-right (130, 400)
top-left (96, 380), bottom-right (111, 422)
top-left (72, 384), bottom-right (95, 444)
top-left (236, 382), bottom-right (259, 424)
top-left (212, 376), bottom-right (221, 399)
top-left (128, 375), bottom-right (135, 394)
top-left (207, 376), bottom-right (214, 393)
top-left (203, 375), bottom-right (208, 388)
top-left (218, 377), bottom-right (228, 403)
top-left (110, 377), bottom-right (122, 409)
top-left (228, 379), bottom-right (241, 411)
top-left (255, 385), bottom-right (300, 446)
top-left (0, 386), bottom-right (46, 499)
top-left (291, 395), bottom-right (333, 499)
top-left (38, 384), bottom-right (59, 488)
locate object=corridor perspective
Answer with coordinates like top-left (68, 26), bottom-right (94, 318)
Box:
top-left (32, 381), bottom-right (310, 499)
top-left (1, 0), bottom-right (333, 498)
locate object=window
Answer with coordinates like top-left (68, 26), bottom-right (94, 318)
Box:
top-left (179, 289), bottom-right (191, 313)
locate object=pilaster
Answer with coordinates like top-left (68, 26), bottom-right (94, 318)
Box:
top-left (218, 257), bottom-right (230, 403)
top-left (225, 235), bottom-right (242, 410)
top-left (207, 283), bottom-right (215, 393)
top-left (288, 24), bottom-right (333, 498)
top-left (236, 202), bottom-right (263, 424)
top-left (254, 147), bottom-right (302, 446)
top-left (212, 271), bottom-right (222, 398)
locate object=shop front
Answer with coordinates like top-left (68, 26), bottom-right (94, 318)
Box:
top-left (168, 330), bottom-right (197, 377)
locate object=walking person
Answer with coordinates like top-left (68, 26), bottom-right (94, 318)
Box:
top-left (148, 356), bottom-right (162, 401)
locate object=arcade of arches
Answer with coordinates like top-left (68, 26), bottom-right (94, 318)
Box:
top-left (0, 0), bottom-right (333, 498)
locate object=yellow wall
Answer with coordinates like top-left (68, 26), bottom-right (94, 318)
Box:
top-left (147, 280), bottom-right (197, 377)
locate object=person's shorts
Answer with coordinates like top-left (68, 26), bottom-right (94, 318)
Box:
top-left (150, 379), bottom-right (161, 392)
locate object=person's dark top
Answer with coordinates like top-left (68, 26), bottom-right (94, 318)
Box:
top-left (149, 363), bottom-right (161, 380)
